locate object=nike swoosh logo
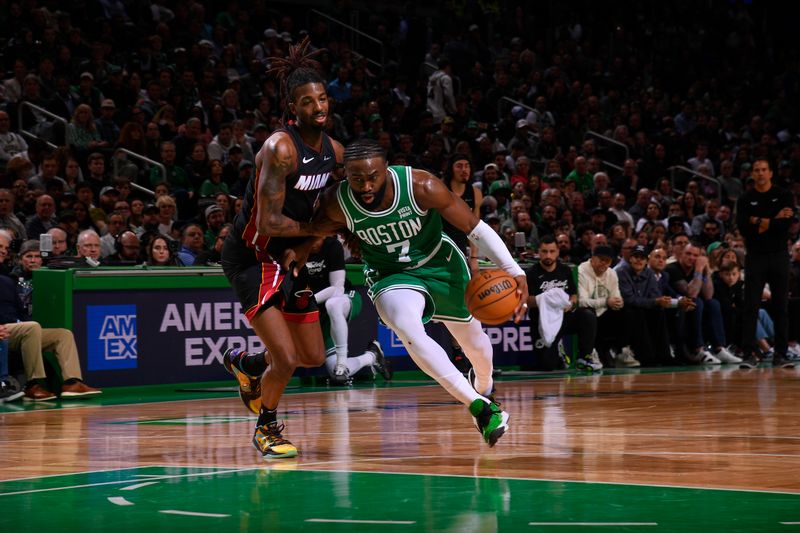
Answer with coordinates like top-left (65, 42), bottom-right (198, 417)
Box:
top-left (302, 156), bottom-right (314, 164)
top-left (446, 249), bottom-right (453, 262)
top-left (353, 216), bottom-right (369, 224)
top-left (750, 202), bottom-right (758, 205)
top-left (323, 155), bottom-right (332, 161)
top-left (771, 198), bottom-right (778, 202)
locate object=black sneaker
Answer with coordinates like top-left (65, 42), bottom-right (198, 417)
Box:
top-left (739, 352), bottom-right (761, 369)
top-left (0, 376), bottom-right (24, 403)
top-left (369, 340), bottom-right (393, 381)
top-left (450, 346), bottom-right (472, 374)
top-left (772, 353), bottom-right (796, 369)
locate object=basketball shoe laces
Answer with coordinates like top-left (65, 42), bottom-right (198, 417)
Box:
top-left (257, 422), bottom-right (291, 448)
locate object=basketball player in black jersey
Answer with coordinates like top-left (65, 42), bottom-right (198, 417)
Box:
top-left (442, 154), bottom-right (483, 373)
top-left (220, 38), bottom-right (344, 458)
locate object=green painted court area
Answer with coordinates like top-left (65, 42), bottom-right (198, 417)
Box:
top-left (1, 466), bottom-right (798, 532)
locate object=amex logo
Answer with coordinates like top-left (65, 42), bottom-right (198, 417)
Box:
top-left (87, 305), bottom-right (138, 370)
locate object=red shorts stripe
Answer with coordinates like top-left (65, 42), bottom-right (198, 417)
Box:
top-left (241, 260), bottom-right (320, 324)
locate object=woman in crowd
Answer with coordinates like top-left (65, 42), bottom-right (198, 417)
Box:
top-left (145, 234), bottom-right (180, 266)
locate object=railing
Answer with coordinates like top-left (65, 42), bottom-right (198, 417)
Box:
top-left (498, 96), bottom-right (534, 122)
top-left (584, 130), bottom-right (629, 171)
top-left (669, 165), bottom-right (722, 202)
top-left (17, 101), bottom-right (67, 150)
top-left (113, 148), bottom-right (164, 197)
top-left (310, 9), bottom-right (384, 70)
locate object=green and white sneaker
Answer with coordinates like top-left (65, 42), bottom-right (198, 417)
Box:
top-left (576, 349), bottom-right (603, 372)
top-left (469, 398), bottom-right (509, 447)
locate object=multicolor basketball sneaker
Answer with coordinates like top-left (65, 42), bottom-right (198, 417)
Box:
top-left (469, 398), bottom-right (509, 447)
top-left (253, 422), bottom-right (298, 459)
top-left (223, 348), bottom-right (262, 415)
top-left (369, 340), bottom-right (393, 381)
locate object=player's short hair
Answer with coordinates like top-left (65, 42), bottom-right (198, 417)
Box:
top-left (344, 139), bottom-right (386, 163)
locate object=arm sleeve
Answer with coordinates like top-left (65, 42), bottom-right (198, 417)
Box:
top-left (315, 269), bottom-right (346, 304)
top-left (467, 220), bottom-right (524, 277)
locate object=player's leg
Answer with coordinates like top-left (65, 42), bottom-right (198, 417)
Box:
top-left (325, 294), bottom-right (358, 376)
top-left (444, 319), bottom-right (494, 398)
top-left (375, 288), bottom-right (508, 446)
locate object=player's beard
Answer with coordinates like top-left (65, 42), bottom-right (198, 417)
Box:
top-left (540, 258), bottom-right (555, 268)
top-left (356, 179), bottom-right (388, 209)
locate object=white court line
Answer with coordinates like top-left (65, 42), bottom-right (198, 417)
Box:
top-left (107, 496), bottom-right (134, 506)
top-left (120, 481), bottom-right (158, 491)
top-left (529, 522), bottom-right (657, 527)
top-left (306, 519), bottom-right (415, 525)
top-left (780, 522), bottom-right (800, 525)
top-left (0, 466), bottom-right (146, 484)
top-left (160, 510), bottom-right (229, 518)
top-left (0, 467), bottom-right (259, 497)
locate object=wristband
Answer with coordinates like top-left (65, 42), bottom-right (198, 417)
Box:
top-left (670, 298), bottom-right (679, 308)
top-left (693, 272), bottom-right (703, 279)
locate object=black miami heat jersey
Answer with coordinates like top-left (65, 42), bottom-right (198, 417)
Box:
top-left (233, 124), bottom-right (336, 261)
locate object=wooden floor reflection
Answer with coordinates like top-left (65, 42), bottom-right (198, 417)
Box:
top-left (1, 367), bottom-right (799, 493)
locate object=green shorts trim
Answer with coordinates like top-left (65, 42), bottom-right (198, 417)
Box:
top-left (321, 290), bottom-right (363, 351)
top-left (366, 236), bottom-right (472, 323)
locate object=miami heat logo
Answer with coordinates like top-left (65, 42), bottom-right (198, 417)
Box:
top-left (293, 289), bottom-right (314, 310)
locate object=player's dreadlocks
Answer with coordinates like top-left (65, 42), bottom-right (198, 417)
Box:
top-left (266, 36), bottom-right (326, 125)
top-left (344, 139), bottom-right (387, 163)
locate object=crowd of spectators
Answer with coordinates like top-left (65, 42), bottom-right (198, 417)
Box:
top-left (0, 1), bottom-right (799, 385)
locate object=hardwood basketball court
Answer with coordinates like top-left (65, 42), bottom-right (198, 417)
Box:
top-left (1, 367), bottom-right (799, 531)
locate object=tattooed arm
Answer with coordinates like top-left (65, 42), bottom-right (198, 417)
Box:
top-left (256, 132), bottom-right (325, 237)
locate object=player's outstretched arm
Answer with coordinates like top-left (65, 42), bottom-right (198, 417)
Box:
top-left (292, 187), bottom-right (349, 270)
top-left (256, 134), bottom-right (325, 237)
top-left (413, 170), bottom-right (529, 322)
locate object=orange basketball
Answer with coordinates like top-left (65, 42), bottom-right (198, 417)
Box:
top-left (465, 269), bottom-right (521, 325)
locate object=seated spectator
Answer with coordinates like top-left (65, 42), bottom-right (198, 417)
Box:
top-left (24, 194), bottom-right (58, 238)
top-left (145, 234), bottom-right (180, 266)
top-left (176, 223), bottom-right (205, 266)
top-left (106, 230), bottom-right (141, 264)
top-left (578, 245), bottom-right (625, 368)
top-left (27, 153), bottom-right (68, 192)
top-left (0, 232), bottom-right (100, 400)
top-left (195, 223), bottom-right (231, 266)
top-left (0, 188), bottom-right (27, 240)
top-left (76, 229), bottom-right (102, 266)
top-left (99, 211), bottom-right (127, 258)
top-left (525, 236), bottom-right (599, 371)
top-left (155, 195), bottom-right (178, 238)
top-left (46, 227), bottom-right (69, 257)
top-left (616, 245), bottom-right (675, 366)
top-left (199, 159), bottom-right (230, 198)
top-left (10, 240), bottom-right (40, 315)
top-left (713, 262), bottom-right (775, 358)
top-left (203, 204), bottom-right (226, 249)
top-left (664, 242), bottom-right (740, 364)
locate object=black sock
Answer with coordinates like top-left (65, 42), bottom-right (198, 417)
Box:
top-left (241, 351), bottom-right (268, 376)
top-left (257, 406), bottom-right (277, 427)
top-left (63, 378), bottom-right (79, 385)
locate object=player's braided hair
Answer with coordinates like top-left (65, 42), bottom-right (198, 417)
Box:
top-left (266, 36), bottom-right (326, 124)
top-left (343, 139), bottom-right (386, 162)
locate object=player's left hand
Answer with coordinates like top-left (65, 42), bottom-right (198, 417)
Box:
top-left (280, 248), bottom-right (297, 273)
top-left (512, 274), bottom-right (529, 323)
